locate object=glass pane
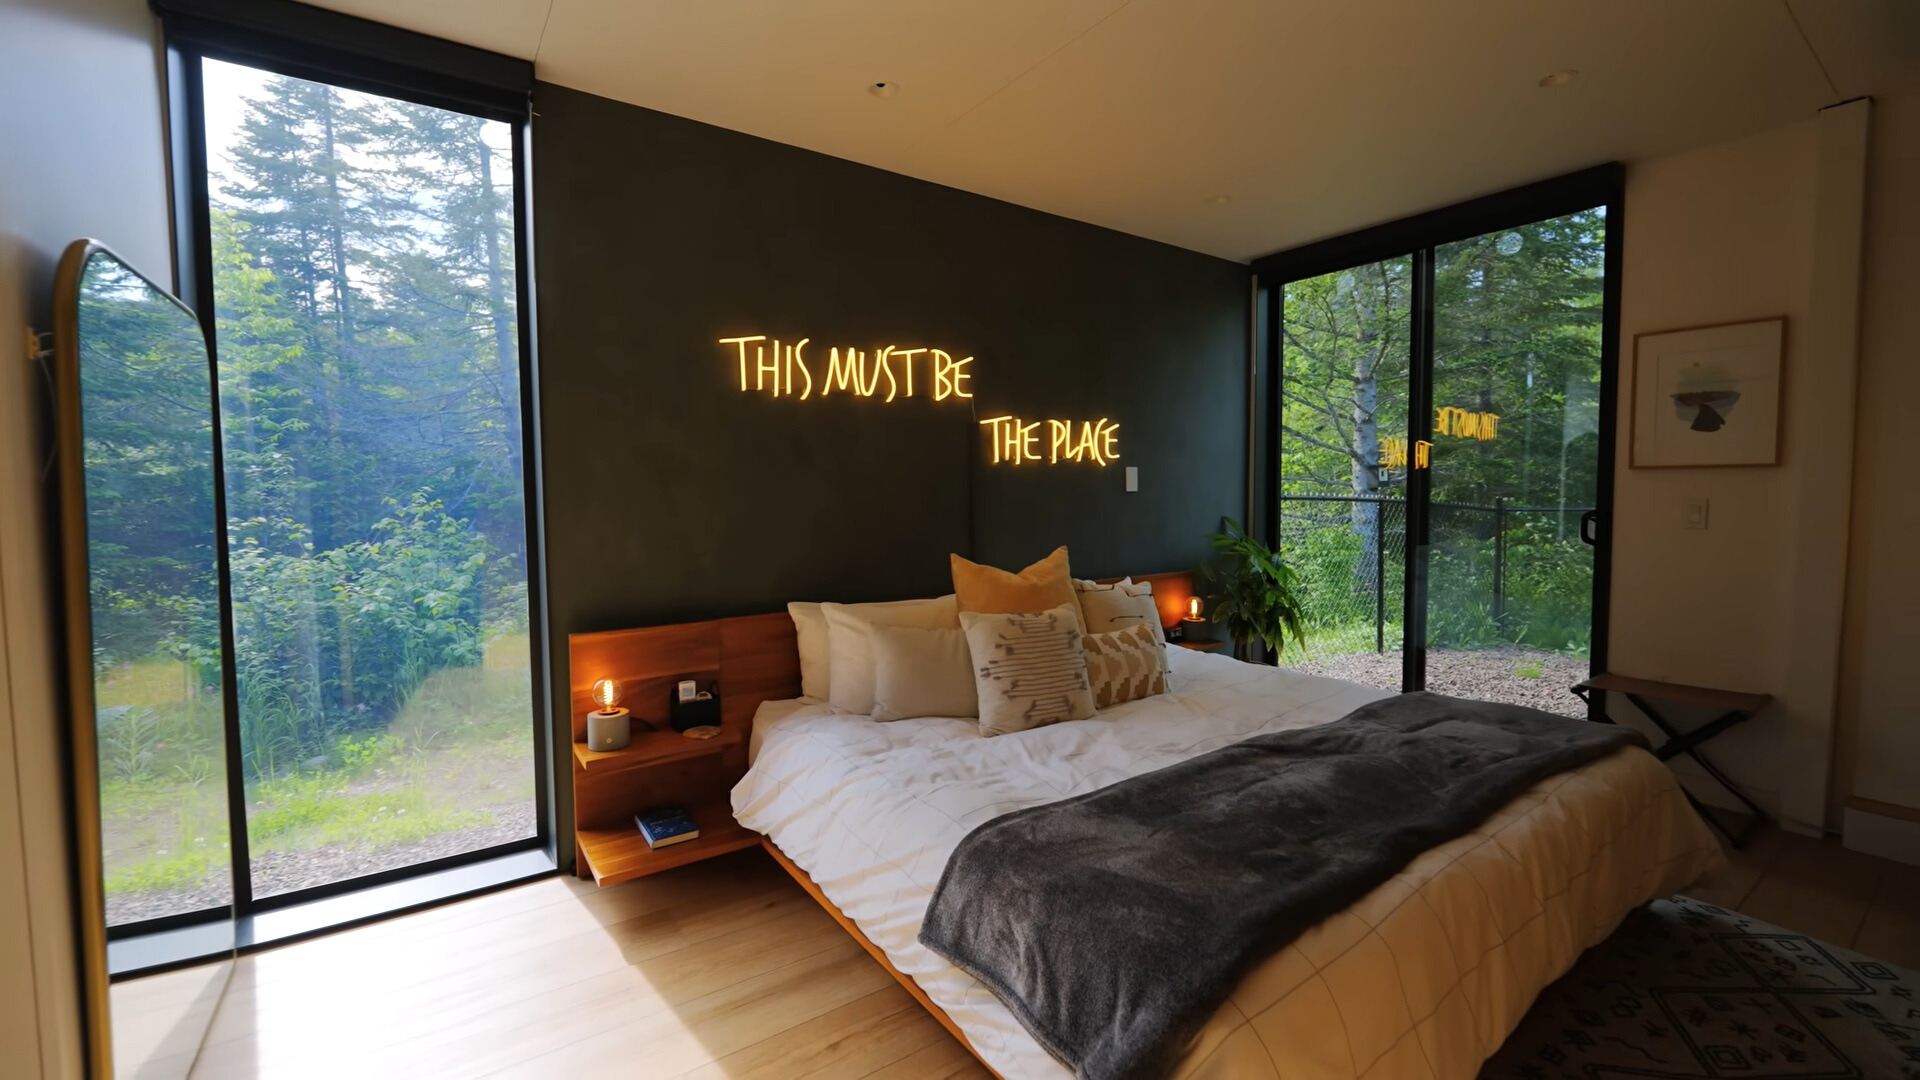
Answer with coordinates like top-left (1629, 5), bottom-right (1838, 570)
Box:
top-left (1276, 257), bottom-right (1412, 691)
top-left (202, 58), bottom-right (536, 898)
top-left (1426, 211), bottom-right (1605, 717)
top-left (78, 251), bottom-right (234, 926)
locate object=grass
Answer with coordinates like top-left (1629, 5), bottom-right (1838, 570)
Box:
top-left (1280, 619), bottom-right (1405, 667)
top-left (248, 773), bottom-right (489, 850)
top-left (100, 643), bottom-right (536, 904)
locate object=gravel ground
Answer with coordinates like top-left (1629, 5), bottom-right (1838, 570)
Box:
top-left (106, 801), bottom-right (536, 924)
top-left (106, 875), bottom-right (236, 927)
top-left (1285, 645), bottom-right (1589, 718)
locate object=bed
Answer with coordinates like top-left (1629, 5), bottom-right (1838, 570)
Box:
top-left (731, 645), bottom-right (1725, 1079)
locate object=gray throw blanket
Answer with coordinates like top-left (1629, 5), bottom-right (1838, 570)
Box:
top-left (917, 691), bottom-right (1648, 1080)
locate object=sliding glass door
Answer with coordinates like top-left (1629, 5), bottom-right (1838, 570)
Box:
top-left (1425, 213), bottom-right (1605, 716)
top-left (1266, 173), bottom-right (1619, 713)
top-left (1276, 258), bottom-right (1411, 693)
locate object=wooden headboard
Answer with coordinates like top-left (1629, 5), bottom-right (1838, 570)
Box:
top-left (567, 613), bottom-right (800, 744)
top-left (565, 569), bottom-right (1196, 742)
top-left (1112, 571), bottom-right (1200, 631)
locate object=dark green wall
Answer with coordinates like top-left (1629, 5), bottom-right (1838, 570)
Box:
top-left (532, 83), bottom-right (1249, 855)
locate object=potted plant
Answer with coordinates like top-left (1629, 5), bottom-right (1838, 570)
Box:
top-left (1203, 517), bottom-right (1307, 664)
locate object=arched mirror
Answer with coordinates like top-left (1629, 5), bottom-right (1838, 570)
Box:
top-left (53, 240), bottom-right (236, 1077)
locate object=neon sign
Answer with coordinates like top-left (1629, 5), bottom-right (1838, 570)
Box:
top-left (718, 334), bottom-right (1119, 466)
top-left (718, 336), bottom-right (971, 402)
top-left (1436, 407), bottom-right (1499, 440)
top-left (1380, 437), bottom-right (1431, 470)
top-left (979, 416), bottom-right (1120, 466)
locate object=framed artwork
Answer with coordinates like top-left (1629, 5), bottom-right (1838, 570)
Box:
top-left (1631, 317), bottom-right (1784, 468)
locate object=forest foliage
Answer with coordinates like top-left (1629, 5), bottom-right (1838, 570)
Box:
top-left (1278, 212), bottom-right (1606, 653)
top-left (83, 57), bottom-right (535, 893)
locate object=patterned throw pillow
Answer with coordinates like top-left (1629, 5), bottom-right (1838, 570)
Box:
top-left (958, 602), bottom-right (1095, 737)
top-left (1083, 622), bottom-right (1168, 708)
top-left (1074, 577), bottom-right (1169, 675)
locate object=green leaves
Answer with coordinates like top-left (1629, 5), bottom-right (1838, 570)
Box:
top-left (1204, 517), bottom-right (1310, 660)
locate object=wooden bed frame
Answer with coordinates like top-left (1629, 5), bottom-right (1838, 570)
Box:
top-left (566, 570), bottom-right (1198, 1074)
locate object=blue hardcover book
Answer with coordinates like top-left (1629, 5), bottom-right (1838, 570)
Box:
top-left (635, 807), bottom-right (700, 848)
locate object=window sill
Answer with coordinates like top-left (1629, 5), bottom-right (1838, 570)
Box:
top-left (108, 847), bottom-right (556, 979)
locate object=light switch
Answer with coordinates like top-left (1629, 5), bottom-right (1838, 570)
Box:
top-left (1124, 466), bottom-right (1138, 493)
top-left (1684, 496), bottom-right (1708, 530)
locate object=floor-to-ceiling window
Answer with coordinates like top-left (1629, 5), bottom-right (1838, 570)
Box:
top-left (97, 13), bottom-right (546, 946)
top-left (201, 57), bottom-right (538, 902)
top-left (1262, 170), bottom-right (1620, 716)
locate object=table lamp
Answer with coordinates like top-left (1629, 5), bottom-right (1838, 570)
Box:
top-left (587, 678), bottom-right (631, 751)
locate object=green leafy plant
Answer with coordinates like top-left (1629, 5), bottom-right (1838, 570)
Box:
top-left (98, 705), bottom-right (161, 782)
top-left (1203, 517), bottom-right (1309, 661)
top-left (1513, 660), bottom-right (1545, 680)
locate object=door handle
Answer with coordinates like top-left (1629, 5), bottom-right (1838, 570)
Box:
top-left (1580, 510), bottom-right (1599, 546)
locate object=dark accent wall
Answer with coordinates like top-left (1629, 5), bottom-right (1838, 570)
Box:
top-left (533, 83), bottom-right (1250, 853)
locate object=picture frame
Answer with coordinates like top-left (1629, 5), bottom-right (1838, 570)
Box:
top-left (1630, 317), bottom-right (1785, 468)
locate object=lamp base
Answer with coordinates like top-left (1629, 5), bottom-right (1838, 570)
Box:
top-left (587, 707), bottom-right (631, 751)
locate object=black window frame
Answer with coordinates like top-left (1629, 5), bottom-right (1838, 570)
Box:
top-left (1253, 164), bottom-right (1625, 701)
top-left (126, 0), bottom-right (554, 952)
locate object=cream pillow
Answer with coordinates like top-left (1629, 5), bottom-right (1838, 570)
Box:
top-left (959, 602), bottom-right (1095, 737)
top-left (951, 546), bottom-right (1084, 633)
top-left (1074, 577), bottom-right (1170, 674)
top-left (869, 625), bottom-right (978, 722)
top-left (1083, 622), bottom-right (1169, 709)
top-left (787, 602), bottom-right (831, 701)
top-left (822, 596), bottom-right (960, 716)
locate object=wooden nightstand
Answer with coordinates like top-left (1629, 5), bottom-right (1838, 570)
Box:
top-left (1174, 639), bottom-right (1226, 653)
top-left (570, 729), bottom-right (759, 887)
top-left (568, 615), bottom-right (799, 888)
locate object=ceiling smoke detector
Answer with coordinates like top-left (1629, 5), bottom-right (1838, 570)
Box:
top-left (1204, 194), bottom-right (1232, 206)
top-left (868, 81), bottom-right (899, 99)
top-left (1538, 70), bottom-right (1578, 88)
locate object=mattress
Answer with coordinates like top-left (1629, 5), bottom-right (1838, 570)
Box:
top-left (731, 648), bottom-right (1724, 1079)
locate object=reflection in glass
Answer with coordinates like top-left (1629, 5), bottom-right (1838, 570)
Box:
top-left (78, 253), bottom-right (234, 927)
top-left (202, 57), bottom-right (537, 898)
top-left (1276, 257), bottom-right (1412, 691)
top-left (1426, 209), bottom-right (1605, 716)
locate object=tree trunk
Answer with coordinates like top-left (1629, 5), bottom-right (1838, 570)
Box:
top-left (1348, 270), bottom-right (1384, 597)
top-left (474, 121), bottom-right (525, 541)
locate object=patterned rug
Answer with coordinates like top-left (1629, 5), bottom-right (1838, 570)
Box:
top-left (1481, 895), bottom-right (1920, 1079)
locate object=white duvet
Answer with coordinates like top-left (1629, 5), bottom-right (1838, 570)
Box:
top-left (731, 648), bottom-right (1723, 1080)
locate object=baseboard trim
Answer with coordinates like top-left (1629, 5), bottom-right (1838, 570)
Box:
top-left (1842, 803), bottom-right (1920, 867)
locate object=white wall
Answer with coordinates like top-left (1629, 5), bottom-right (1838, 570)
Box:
top-left (1610, 118), bottom-right (1822, 825)
top-left (1611, 97), bottom-right (1916, 838)
top-left (1837, 90), bottom-right (1920, 815)
top-left (0, 0), bottom-right (174, 1074)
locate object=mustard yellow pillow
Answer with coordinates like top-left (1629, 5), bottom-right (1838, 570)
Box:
top-left (950, 546), bottom-right (1084, 632)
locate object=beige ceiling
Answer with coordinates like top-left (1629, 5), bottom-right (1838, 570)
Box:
top-left (301, 0), bottom-right (1915, 262)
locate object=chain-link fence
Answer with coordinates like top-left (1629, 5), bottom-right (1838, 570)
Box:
top-left (1278, 495), bottom-right (1593, 655)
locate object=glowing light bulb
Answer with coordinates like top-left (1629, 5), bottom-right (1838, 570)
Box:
top-left (1185, 596), bottom-right (1205, 622)
top-left (592, 678), bottom-right (620, 713)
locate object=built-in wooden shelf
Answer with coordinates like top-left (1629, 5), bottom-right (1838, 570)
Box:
top-left (568, 613), bottom-right (802, 888)
top-left (575, 799), bottom-right (760, 888)
top-left (570, 727), bottom-right (737, 774)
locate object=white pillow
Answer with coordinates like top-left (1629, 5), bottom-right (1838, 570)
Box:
top-left (1075, 577), bottom-right (1169, 674)
top-left (869, 625), bottom-right (978, 722)
top-left (822, 596), bottom-right (960, 715)
top-left (787, 602), bottom-right (832, 702)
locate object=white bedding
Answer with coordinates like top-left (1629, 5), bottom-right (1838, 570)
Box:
top-left (732, 648), bottom-right (1723, 1079)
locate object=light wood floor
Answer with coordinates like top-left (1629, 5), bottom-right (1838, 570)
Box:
top-left (115, 828), bottom-right (1920, 1080)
